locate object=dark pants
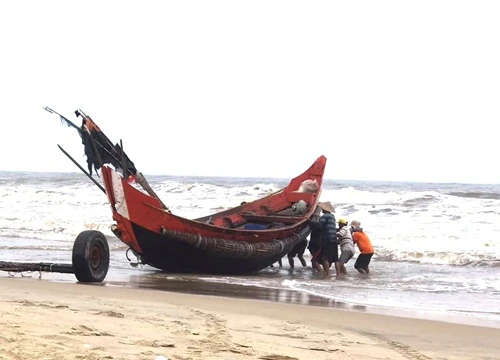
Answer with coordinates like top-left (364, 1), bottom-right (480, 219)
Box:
top-left (321, 242), bottom-right (338, 264)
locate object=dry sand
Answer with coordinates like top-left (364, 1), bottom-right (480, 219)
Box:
top-left (0, 277), bottom-right (499, 360)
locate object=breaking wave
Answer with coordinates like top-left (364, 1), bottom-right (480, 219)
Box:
top-left (375, 249), bottom-right (500, 267)
top-left (1, 171), bottom-right (500, 261)
top-left (401, 194), bottom-right (440, 207)
top-left (448, 191), bottom-right (500, 200)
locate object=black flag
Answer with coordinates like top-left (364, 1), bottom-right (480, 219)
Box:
top-left (78, 112), bottom-right (137, 177)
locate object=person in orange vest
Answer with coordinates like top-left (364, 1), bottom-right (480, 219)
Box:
top-left (350, 220), bottom-right (374, 274)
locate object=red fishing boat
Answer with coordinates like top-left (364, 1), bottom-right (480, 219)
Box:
top-left (43, 107), bottom-right (327, 281)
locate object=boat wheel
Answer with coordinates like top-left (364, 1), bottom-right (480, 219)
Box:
top-left (72, 230), bottom-right (110, 283)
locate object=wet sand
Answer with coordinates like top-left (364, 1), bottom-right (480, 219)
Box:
top-left (1, 277), bottom-right (500, 360)
top-left (5, 266), bottom-right (500, 329)
top-left (107, 273), bottom-right (500, 329)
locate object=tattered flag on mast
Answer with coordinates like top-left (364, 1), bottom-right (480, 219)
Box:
top-left (44, 107), bottom-right (137, 177)
top-left (44, 106), bottom-right (170, 211)
top-left (74, 109), bottom-right (137, 177)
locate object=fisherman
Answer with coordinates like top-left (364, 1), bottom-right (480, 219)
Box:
top-left (337, 218), bottom-right (355, 274)
top-left (307, 206), bottom-right (323, 273)
top-left (308, 201), bottom-right (340, 276)
top-left (350, 220), bottom-right (374, 274)
top-left (270, 257), bottom-right (283, 268)
top-left (287, 238), bottom-right (308, 268)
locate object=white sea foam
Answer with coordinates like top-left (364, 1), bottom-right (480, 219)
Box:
top-left (0, 182), bottom-right (113, 241)
top-left (318, 186), bottom-right (500, 263)
top-left (1, 173), bottom-right (499, 266)
top-left (277, 270), bottom-right (500, 319)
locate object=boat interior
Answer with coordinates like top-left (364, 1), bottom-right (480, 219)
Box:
top-left (195, 174), bottom-right (323, 230)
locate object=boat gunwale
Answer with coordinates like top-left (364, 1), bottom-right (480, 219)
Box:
top-left (141, 200), bottom-right (311, 234)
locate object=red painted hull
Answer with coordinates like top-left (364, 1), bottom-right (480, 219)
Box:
top-left (101, 155), bottom-right (326, 274)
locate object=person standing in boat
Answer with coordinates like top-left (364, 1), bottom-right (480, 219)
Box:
top-left (308, 201), bottom-right (340, 276)
top-left (350, 220), bottom-right (374, 274)
top-left (337, 218), bottom-right (355, 274)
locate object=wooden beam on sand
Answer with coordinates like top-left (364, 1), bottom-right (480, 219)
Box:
top-left (0, 261), bottom-right (74, 274)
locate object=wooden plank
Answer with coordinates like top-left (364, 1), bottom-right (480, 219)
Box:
top-left (0, 261), bottom-right (74, 274)
top-left (241, 213), bottom-right (304, 224)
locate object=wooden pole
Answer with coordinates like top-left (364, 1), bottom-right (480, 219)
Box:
top-left (57, 145), bottom-right (106, 194)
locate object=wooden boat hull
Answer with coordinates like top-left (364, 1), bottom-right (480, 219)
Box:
top-left (130, 222), bottom-right (302, 274)
top-left (102, 156), bottom-right (326, 274)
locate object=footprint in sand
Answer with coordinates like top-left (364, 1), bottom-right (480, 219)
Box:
top-left (11, 300), bottom-right (69, 309)
top-left (259, 355), bottom-right (299, 360)
top-left (95, 310), bottom-right (124, 318)
top-left (64, 325), bottom-right (113, 337)
top-left (369, 334), bottom-right (432, 360)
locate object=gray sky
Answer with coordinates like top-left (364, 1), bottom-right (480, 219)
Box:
top-left (1, 1), bottom-right (499, 183)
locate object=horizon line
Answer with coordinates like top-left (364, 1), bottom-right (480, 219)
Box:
top-left (0, 169), bottom-right (498, 186)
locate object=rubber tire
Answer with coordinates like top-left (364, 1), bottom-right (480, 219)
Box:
top-left (72, 230), bottom-right (110, 283)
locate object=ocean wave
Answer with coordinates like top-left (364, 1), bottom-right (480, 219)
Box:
top-left (278, 279), bottom-right (500, 316)
top-left (368, 207), bottom-right (397, 215)
top-left (449, 309), bottom-right (500, 317)
top-left (376, 250), bottom-right (500, 267)
top-left (0, 236), bottom-right (127, 251)
top-left (2, 172), bottom-right (500, 257)
top-left (469, 260), bottom-right (500, 268)
top-left (0, 220), bottom-right (116, 242)
top-left (153, 181), bottom-right (279, 208)
top-left (401, 194), bottom-right (440, 207)
top-left (448, 191), bottom-right (500, 200)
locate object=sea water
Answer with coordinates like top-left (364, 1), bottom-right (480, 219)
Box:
top-left (0, 171), bottom-right (499, 325)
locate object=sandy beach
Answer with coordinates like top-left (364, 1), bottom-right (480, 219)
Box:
top-left (0, 277), bottom-right (498, 360)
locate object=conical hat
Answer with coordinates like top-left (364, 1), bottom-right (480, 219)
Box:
top-left (317, 201), bottom-right (335, 213)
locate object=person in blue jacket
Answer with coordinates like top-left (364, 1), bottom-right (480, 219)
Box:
top-left (308, 201), bottom-right (339, 276)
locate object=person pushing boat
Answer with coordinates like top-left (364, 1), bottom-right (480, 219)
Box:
top-left (337, 218), bottom-right (355, 274)
top-left (350, 220), bottom-right (374, 274)
top-left (308, 201), bottom-right (340, 276)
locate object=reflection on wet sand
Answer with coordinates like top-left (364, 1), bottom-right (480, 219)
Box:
top-left (4, 266), bottom-right (500, 328)
top-left (103, 271), bottom-right (500, 329)
top-left (107, 271), bottom-right (366, 310)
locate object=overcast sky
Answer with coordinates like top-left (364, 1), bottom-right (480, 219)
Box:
top-left (0, 1), bottom-right (498, 183)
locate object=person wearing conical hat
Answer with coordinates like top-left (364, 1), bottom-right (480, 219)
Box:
top-left (308, 201), bottom-right (340, 276)
top-left (317, 201), bottom-right (335, 213)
